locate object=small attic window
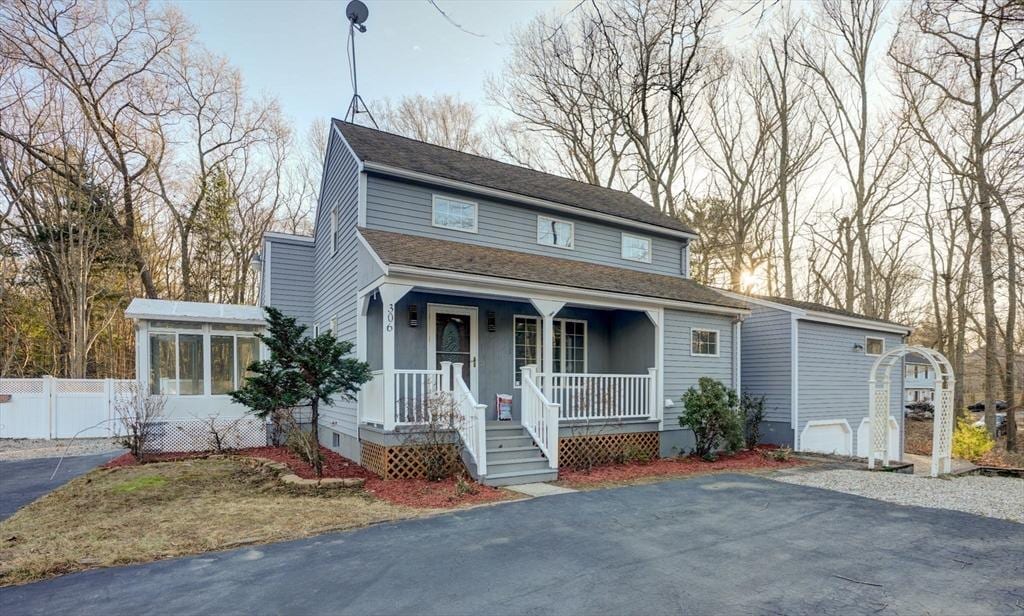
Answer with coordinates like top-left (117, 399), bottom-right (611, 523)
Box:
top-left (865, 337), bottom-right (885, 356)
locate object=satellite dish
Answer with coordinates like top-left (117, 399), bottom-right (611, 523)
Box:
top-left (346, 0), bottom-right (369, 26)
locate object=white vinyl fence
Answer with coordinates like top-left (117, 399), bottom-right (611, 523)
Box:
top-left (0, 377), bottom-right (136, 439)
top-left (1, 377), bottom-right (271, 451)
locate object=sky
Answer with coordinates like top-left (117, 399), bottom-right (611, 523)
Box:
top-left (174, 0), bottom-right (573, 133)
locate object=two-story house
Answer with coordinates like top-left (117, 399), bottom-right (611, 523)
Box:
top-left (257, 121), bottom-right (751, 485)
top-left (124, 121), bottom-right (920, 484)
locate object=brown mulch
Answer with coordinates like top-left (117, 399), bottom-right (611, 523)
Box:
top-left (905, 418), bottom-right (933, 456)
top-left (558, 448), bottom-right (803, 488)
top-left (104, 446), bottom-right (375, 481)
top-left (364, 477), bottom-right (515, 509)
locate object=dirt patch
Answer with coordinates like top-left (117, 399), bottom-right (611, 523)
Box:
top-left (557, 448), bottom-right (805, 489)
top-left (104, 446), bottom-right (376, 480)
top-left (0, 457), bottom-right (421, 586)
top-left (364, 477), bottom-right (516, 508)
top-left (905, 419), bottom-right (933, 456)
top-left (904, 416), bottom-right (1024, 468)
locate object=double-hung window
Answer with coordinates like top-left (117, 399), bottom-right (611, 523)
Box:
top-left (432, 195), bottom-right (478, 232)
top-left (537, 215), bottom-right (574, 249)
top-left (621, 233), bottom-right (652, 263)
top-left (513, 316), bottom-right (587, 385)
top-left (690, 328), bottom-right (719, 357)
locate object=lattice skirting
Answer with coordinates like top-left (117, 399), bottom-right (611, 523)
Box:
top-left (145, 418), bottom-right (268, 453)
top-left (558, 431), bottom-right (660, 470)
top-left (360, 441), bottom-right (464, 480)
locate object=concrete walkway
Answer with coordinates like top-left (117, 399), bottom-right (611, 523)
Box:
top-left (2, 473), bottom-right (1021, 615)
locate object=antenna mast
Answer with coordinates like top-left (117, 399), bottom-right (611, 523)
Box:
top-left (344, 0), bottom-right (377, 127)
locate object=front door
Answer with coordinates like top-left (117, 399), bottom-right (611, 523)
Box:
top-left (426, 304), bottom-right (479, 398)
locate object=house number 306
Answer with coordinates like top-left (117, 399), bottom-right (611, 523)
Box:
top-left (385, 304), bottom-right (395, 332)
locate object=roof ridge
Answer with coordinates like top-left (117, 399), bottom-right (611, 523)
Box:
top-left (332, 119), bottom-right (653, 206)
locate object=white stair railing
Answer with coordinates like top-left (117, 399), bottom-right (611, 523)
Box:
top-left (519, 365), bottom-right (560, 470)
top-left (450, 362), bottom-right (487, 477)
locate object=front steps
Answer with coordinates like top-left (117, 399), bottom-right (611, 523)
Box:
top-left (482, 422), bottom-right (558, 486)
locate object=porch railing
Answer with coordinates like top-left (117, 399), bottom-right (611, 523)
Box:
top-left (520, 366), bottom-right (559, 470)
top-left (394, 369), bottom-right (445, 425)
top-left (536, 369), bottom-right (656, 421)
top-left (451, 363), bottom-right (488, 477)
top-left (362, 370), bottom-right (385, 425)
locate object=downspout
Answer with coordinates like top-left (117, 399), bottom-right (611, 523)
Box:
top-left (791, 314), bottom-right (799, 449)
top-left (733, 316), bottom-right (743, 394)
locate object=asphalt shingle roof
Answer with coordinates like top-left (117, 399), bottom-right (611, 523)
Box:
top-left (757, 295), bottom-right (910, 328)
top-left (335, 120), bottom-right (695, 235)
top-left (360, 228), bottom-right (746, 310)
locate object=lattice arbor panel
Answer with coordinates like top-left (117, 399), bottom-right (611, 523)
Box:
top-left (146, 418), bottom-right (267, 453)
top-left (558, 431), bottom-right (660, 470)
top-left (932, 388), bottom-right (954, 475)
top-left (871, 386), bottom-right (890, 461)
top-left (359, 442), bottom-right (463, 479)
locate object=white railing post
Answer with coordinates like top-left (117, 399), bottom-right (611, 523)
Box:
top-left (440, 361), bottom-right (453, 393)
top-left (648, 368), bottom-right (658, 420)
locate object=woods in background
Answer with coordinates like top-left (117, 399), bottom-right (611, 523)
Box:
top-left (1, 0), bottom-right (1020, 441)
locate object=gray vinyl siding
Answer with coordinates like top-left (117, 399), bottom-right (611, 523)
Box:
top-left (797, 321), bottom-right (905, 454)
top-left (663, 310), bottom-right (736, 431)
top-left (263, 237), bottom-right (315, 328)
top-left (740, 306), bottom-right (792, 425)
top-left (364, 175), bottom-right (688, 277)
top-left (313, 131), bottom-right (362, 438)
top-left (356, 237), bottom-right (385, 290)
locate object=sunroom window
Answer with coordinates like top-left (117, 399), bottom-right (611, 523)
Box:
top-left (148, 322), bottom-right (259, 396)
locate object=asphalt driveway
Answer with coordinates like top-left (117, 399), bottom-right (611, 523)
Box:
top-left (0, 452), bottom-right (121, 520)
top-left (1, 473), bottom-right (1021, 615)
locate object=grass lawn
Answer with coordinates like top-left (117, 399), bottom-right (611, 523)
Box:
top-left (0, 457), bottom-right (424, 586)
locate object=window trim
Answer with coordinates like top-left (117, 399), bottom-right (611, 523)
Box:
top-left (621, 232), bottom-right (652, 263)
top-left (690, 328), bottom-right (720, 357)
top-left (865, 336), bottom-right (885, 356)
top-left (512, 315), bottom-right (589, 387)
top-left (330, 205), bottom-right (339, 255)
top-left (536, 215), bottom-right (575, 250)
top-left (431, 194), bottom-right (479, 234)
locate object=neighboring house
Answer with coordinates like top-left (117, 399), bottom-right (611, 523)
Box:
top-left (259, 121), bottom-right (750, 485)
top-left (731, 295), bottom-right (912, 459)
top-left (904, 352), bottom-right (935, 404)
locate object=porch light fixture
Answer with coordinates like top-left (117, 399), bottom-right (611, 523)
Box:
top-left (487, 311), bottom-right (496, 332)
top-left (408, 304), bottom-right (418, 327)
top-left (853, 342), bottom-right (864, 352)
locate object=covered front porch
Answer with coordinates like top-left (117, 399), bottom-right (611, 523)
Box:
top-left (355, 280), bottom-right (665, 482)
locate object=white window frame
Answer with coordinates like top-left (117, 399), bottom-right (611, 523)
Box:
top-left (431, 194), bottom-right (478, 233)
top-left (147, 321), bottom-right (260, 397)
top-left (865, 336), bottom-right (885, 356)
top-left (690, 328), bottom-right (720, 357)
top-left (621, 232), bottom-right (652, 263)
top-left (512, 315), bottom-right (589, 386)
top-left (536, 215), bottom-right (575, 250)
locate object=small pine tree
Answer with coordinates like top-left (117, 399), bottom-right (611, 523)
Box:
top-left (679, 377), bottom-right (743, 460)
top-left (231, 307), bottom-right (372, 475)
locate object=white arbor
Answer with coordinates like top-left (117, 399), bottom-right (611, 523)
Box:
top-left (868, 345), bottom-right (955, 477)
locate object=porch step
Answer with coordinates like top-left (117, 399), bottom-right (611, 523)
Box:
top-left (485, 421), bottom-right (524, 433)
top-left (485, 435), bottom-right (537, 449)
top-left (483, 468), bottom-right (559, 487)
top-left (486, 445), bottom-right (543, 463)
top-left (487, 457), bottom-right (552, 474)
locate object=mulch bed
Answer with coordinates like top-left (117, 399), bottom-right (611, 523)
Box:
top-left (364, 477), bottom-right (514, 509)
top-left (558, 448), bottom-right (803, 488)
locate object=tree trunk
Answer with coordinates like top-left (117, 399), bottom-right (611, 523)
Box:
top-left (999, 198), bottom-right (1017, 450)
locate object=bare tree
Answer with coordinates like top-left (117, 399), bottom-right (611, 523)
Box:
top-left (0, 0), bottom-right (192, 299)
top-left (891, 0), bottom-right (1023, 439)
top-left (374, 94), bottom-right (489, 155)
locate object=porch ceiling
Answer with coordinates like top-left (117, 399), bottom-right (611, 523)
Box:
top-left (359, 228), bottom-right (747, 311)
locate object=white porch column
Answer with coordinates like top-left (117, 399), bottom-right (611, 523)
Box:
top-left (530, 299), bottom-right (565, 399)
top-left (644, 308), bottom-right (664, 424)
top-left (355, 292), bottom-right (371, 423)
top-left (379, 283), bottom-right (412, 431)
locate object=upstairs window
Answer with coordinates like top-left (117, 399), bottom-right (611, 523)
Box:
top-left (621, 233), bottom-right (652, 263)
top-left (537, 215), bottom-right (574, 249)
top-left (330, 205), bottom-right (339, 253)
top-left (865, 337), bottom-right (885, 356)
top-left (691, 328), bottom-right (719, 357)
top-left (432, 195), bottom-right (478, 233)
